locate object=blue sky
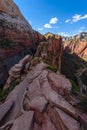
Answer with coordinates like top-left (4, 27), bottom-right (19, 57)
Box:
top-left (13, 0), bottom-right (87, 36)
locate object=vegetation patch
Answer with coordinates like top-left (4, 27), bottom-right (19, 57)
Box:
top-left (70, 79), bottom-right (80, 92)
top-left (47, 65), bottom-right (58, 72)
top-left (0, 39), bottom-right (14, 48)
top-left (0, 79), bottom-right (20, 102)
top-left (70, 79), bottom-right (87, 113)
top-left (61, 53), bottom-right (87, 82)
top-left (43, 59), bottom-right (51, 65)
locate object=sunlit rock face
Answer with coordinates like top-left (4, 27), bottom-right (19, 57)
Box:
top-left (0, 0), bottom-right (45, 46)
top-left (63, 32), bottom-right (87, 60)
top-left (35, 35), bottom-right (63, 71)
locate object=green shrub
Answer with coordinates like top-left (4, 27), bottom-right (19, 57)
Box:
top-left (70, 79), bottom-right (80, 92)
top-left (70, 79), bottom-right (87, 113)
top-left (47, 65), bottom-right (58, 72)
top-left (43, 59), bottom-right (51, 65)
top-left (0, 39), bottom-right (14, 48)
top-left (0, 79), bottom-right (20, 102)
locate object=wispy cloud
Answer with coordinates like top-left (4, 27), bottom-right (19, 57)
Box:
top-left (72, 14), bottom-right (87, 22)
top-left (59, 32), bottom-right (69, 36)
top-left (38, 28), bottom-right (43, 31)
top-left (49, 17), bottom-right (58, 24)
top-left (65, 14), bottom-right (87, 24)
top-left (44, 24), bottom-right (52, 28)
top-left (72, 14), bottom-right (81, 22)
top-left (65, 19), bottom-right (71, 23)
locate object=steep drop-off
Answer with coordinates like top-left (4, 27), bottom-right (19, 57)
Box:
top-left (0, 56), bottom-right (81, 130)
top-left (62, 35), bottom-right (87, 95)
top-left (0, 0), bottom-right (45, 87)
top-left (63, 40), bottom-right (87, 60)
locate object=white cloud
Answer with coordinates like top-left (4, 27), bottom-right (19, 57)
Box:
top-left (44, 24), bottom-right (52, 28)
top-left (38, 28), bottom-right (43, 31)
top-left (81, 14), bottom-right (87, 19)
top-left (59, 32), bottom-right (69, 37)
top-left (43, 17), bottom-right (59, 29)
top-left (65, 14), bottom-right (87, 24)
top-left (72, 14), bottom-right (87, 22)
top-left (65, 19), bottom-right (71, 23)
top-left (49, 17), bottom-right (58, 24)
top-left (72, 14), bottom-right (81, 22)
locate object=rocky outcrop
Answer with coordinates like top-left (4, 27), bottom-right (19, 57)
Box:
top-left (63, 40), bottom-right (87, 60)
top-left (0, 60), bottom-right (82, 130)
top-left (3, 55), bottom-right (32, 90)
top-left (0, 0), bottom-right (45, 87)
top-left (35, 35), bottom-right (62, 71)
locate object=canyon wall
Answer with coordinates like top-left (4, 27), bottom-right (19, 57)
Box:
top-left (0, 0), bottom-right (45, 87)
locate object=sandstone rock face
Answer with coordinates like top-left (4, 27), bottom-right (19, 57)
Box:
top-left (35, 36), bottom-right (62, 71)
top-left (0, 0), bottom-right (25, 19)
top-left (0, 0), bottom-right (45, 46)
top-left (63, 40), bottom-right (87, 60)
top-left (62, 39), bottom-right (87, 83)
top-left (0, 0), bottom-right (45, 87)
top-left (0, 62), bottom-right (81, 130)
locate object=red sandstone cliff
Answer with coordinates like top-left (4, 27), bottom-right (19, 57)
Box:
top-left (63, 40), bottom-right (87, 60)
top-left (35, 35), bottom-right (62, 71)
top-left (0, 0), bottom-right (45, 87)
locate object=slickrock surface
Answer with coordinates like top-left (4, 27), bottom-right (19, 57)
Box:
top-left (0, 62), bottom-right (81, 130)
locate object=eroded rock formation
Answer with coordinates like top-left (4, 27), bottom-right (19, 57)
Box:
top-left (0, 0), bottom-right (45, 87)
top-left (35, 35), bottom-right (62, 71)
top-left (0, 60), bottom-right (82, 130)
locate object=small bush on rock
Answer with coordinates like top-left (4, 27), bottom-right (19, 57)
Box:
top-left (47, 65), bottom-right (58, 72)
top-left (0, 80), bottom-right (20, 102)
